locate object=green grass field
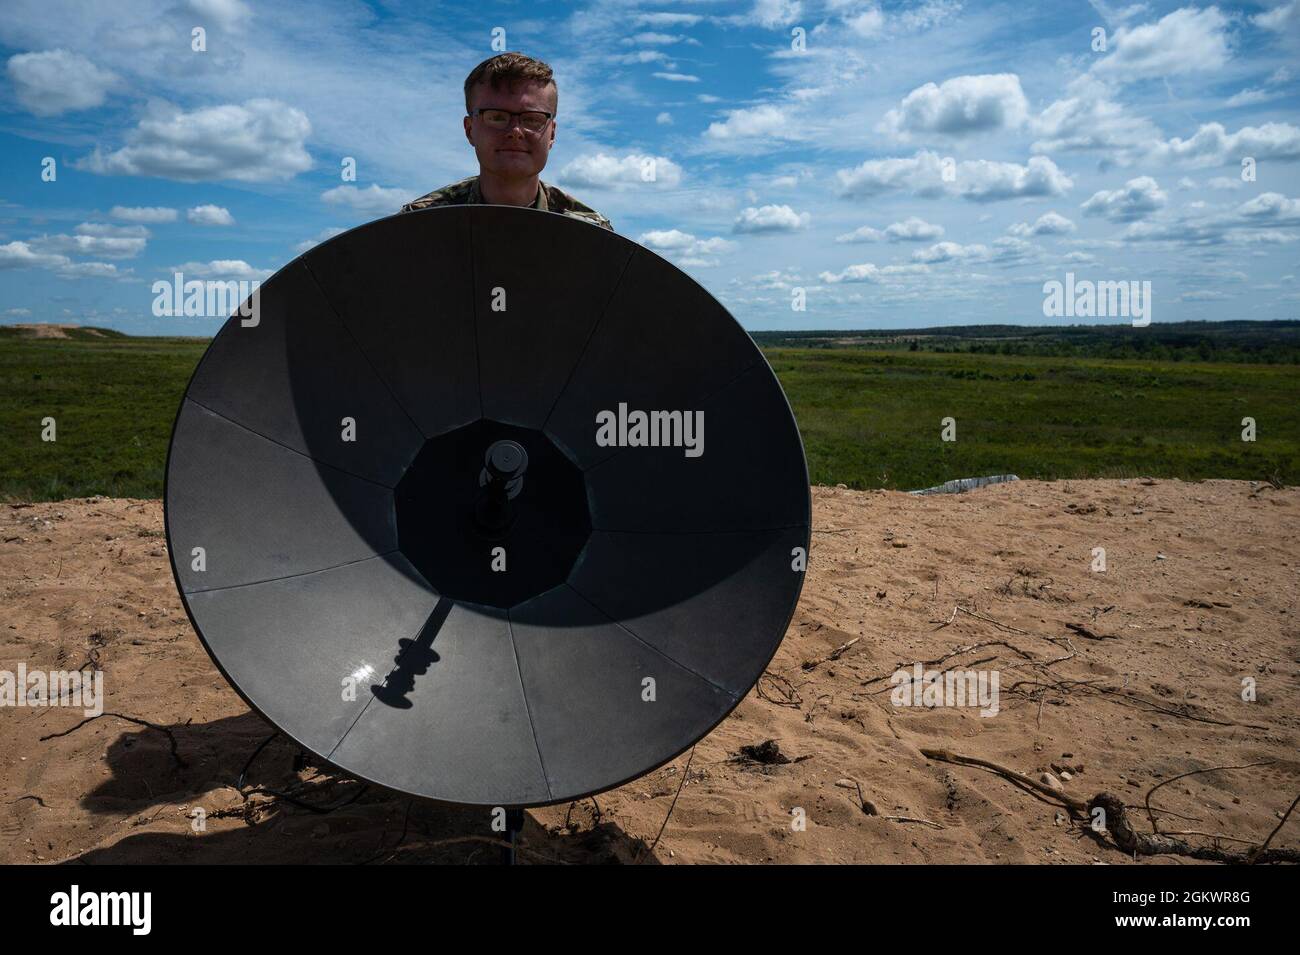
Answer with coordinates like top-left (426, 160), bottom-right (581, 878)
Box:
top-left (767, 348), bottom-right (1298, 490)
top-left (1, 334), bottom-right (208, 501)
top-left (1, 332), bottom-right (1296, 501)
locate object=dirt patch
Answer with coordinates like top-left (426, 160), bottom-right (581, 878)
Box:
top-left (5, 323), bottom-right (105, 339)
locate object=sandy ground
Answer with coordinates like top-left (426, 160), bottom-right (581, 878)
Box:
top-left (2, 479), bottom-right (1297, 864)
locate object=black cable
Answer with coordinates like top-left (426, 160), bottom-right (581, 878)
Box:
top-left (236, 730), bottom-right (279, 790)
top-left (235, 730), bottom-right (370, 814)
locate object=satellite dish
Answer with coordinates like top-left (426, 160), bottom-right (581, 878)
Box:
top-left (164, 205), bottom-right (811, 807)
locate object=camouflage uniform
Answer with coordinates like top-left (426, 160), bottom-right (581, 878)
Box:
top-left (401, 175), bottom-right (614, 232)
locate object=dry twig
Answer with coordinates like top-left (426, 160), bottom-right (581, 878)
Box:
top-left (1142, 760), bottom-right (1274, 833)
top-left (39, 712), bottom-right (187, 768)
top-left (922, 748), bottom-right (1300, 864)
top-left (756, 670), bottom-right (802, 708)
top-left (801, 637), bottom-right (860, 672)
top-left (639, 746), bottom-right (695, 864)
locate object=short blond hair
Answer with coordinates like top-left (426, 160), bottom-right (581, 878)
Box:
top-left (464, 52), bottom-right (557, 113)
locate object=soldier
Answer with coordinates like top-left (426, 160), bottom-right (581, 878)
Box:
top-left (401, 52), bottom-right (614, 232)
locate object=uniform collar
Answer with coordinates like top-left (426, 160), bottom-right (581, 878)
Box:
top-left (471, 176), bottom-right (547, 210)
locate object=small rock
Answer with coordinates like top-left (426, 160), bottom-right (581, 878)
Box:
top-left (1060, 771), bottom-right (1072, 781)
top-left (1040, 772), bottom-right (1062, 790)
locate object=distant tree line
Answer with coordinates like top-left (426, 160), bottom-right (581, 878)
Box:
top-left (753, 321), bottom-right (1300, 364)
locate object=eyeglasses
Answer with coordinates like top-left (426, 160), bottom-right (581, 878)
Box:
top-left (469, 108), bottom-right (554, 133)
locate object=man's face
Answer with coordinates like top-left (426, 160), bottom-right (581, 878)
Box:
top-left (464, 79), bottom-right (557, 181)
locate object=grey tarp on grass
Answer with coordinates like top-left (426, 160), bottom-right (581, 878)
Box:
top-left (910, 474), bottom-right (1021, 495)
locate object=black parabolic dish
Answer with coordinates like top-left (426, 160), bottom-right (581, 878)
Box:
top-left (164, 205), bottom-right (811, 806)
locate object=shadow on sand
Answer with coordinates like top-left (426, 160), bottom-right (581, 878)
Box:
top-left (63, 710), bottom-right (658, 865)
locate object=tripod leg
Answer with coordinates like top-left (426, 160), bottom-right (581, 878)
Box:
top-left (503, 808), bottom-right (525, 865)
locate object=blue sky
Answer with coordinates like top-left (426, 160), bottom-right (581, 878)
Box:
top-left (1, 0), bottom-right (1298, 333)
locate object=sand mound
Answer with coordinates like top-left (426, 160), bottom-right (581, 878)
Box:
top-left (1, 479), bottom-right (1296, 863)
top-left (5, 323), bottom-right (105, 339)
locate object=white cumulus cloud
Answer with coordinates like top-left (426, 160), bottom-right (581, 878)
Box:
top-left (835, 225), bottom-right (886, 243)
top-left (880, 74), bottom-right (1029, 139)
top-left (1092, 6), bottom-right (1230, 82)
top-left (885, 216), bottom-right (945, 241)
top-left (639, 228), bottom-right (736, 266)
top-left (1081, 176), bottom-right (1167, 221)
top-left (556, 153), bottom-right (683, 189)
top-left (836, 151), bottom-right (1073, 202)
top-left (170, 259), bottom-right (272, 280)
top-left (1147, 121), bottom-right (1300, 168)
top-left (912, 241), bottom-right (991, 264)
top-left (30, 222), bottom-right (148, 259)
top-left (80, 99), bottom-right (312, 182)
top-left (1031, 77), bottom-right (1161, 155)
top-left (732, 204), bottom-right (811, 233)
top-left (321, 184), bottom-right (414, 216)
top-left (1008, 211), bottom-right (1076, 236)
top-left (0, 240), bottom-right (70, 271)
top-left (704, 104), bottom-right (797, 142)
top-left (187, 204), bottom-right (235, 226)
top-left (0, 239), bottom-right (131, 279)
top-left (6, 49), bottom-right (119, 116)
top-left (818, 262), bottom-right (930, 284)
top-left (1237, 191), bottom-right (1300, 224)
top-left (640, 228), bottom-right (736, 254)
